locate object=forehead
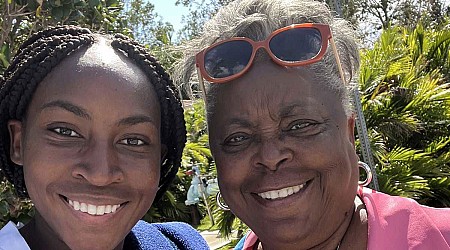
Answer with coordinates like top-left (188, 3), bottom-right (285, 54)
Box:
top-left (28, 39), bottom-right (159, 117)
top-left (76, 38), bottom-right (141, 80)
top-left (211, 60), bottom-right (342, 117)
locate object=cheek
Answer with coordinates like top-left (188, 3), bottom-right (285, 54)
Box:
top-left (123, 156), bottom-right (161, 189)
top-left (214, 154), bottom-right (249, 209)
top-left (22, 145), bottom-right (63, 190)
top-left (216, 159), bottom-right (237, 188)
top-left (308, 135), bottom-right (358, 192)
top-left (294, 130), bottom-right (352, 164)
top-left (214, 151), bottom-right (247, 185)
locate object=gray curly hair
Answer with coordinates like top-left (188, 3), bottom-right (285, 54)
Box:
top-left (173, 0), bottom-right (360, 116)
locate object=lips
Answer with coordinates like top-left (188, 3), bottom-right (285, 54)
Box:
top-left (256, 179), bottom-right (313, 200)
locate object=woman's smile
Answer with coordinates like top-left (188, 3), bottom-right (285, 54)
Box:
top-left (249, 178), bottom-right (315, 214)
top-left (61, 194), bottom-right (128, 216)
top-left (256, 182), bottom-right (307, 200)
top-left (60, 194), bottom-right (129, 224)
top-left (67, 199), bottom-right (123, 216)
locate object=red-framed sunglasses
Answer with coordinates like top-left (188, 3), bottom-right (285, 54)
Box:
top-left (195, 23), bottom-right (347, 94)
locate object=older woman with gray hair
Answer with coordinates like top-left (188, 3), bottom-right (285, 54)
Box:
top-left (175, 0), bottom-right (450, 249)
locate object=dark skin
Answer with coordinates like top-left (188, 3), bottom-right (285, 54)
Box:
top-left (208, 60), bottom-right (367, 249)
top-left (8, 39), bottom-right (166, 250)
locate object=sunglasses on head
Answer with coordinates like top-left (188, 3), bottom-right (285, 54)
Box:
top-left (195, 23), bottom-right (347, 93)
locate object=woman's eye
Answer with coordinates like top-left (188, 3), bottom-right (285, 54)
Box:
top-left (229, 136), bottom-right (245, 143)
top-left (52, 127), bottom-right (80, 137)
top-left (224, 134), bottom-right (249, 145)
top-left (286, 120), bottom-right (323, 136)
top-left (119, 138), bottom-right (147, 146)
top-left (290, 122), bottom-right (311, 130)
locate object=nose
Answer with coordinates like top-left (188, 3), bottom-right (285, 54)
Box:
top-left (72, 140), bottom-right (124, 186)
top-left (254, 137), bottom-right (293, 171)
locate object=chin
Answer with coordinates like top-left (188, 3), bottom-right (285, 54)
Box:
top-left (258, 219), bottom-right (312, 242)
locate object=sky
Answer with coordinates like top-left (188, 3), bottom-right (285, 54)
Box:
top-left (151, 0), bottom-right (190, 34)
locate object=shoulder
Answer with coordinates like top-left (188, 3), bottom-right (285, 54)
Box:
top-left (234, 231), bottom-right (259, 250)
top-left (234, 233), bottom-right (247, 250)
top-left (361, 188), bottom-right (450, 249)
top-left (0, 222), bottom-right (30, 250)
top-left (131, 220), bottom-right (209, 250)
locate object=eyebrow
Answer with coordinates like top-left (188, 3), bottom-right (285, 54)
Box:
top-left (279, 103), bottom-right (310, 117)
top-left (117, 115), bottom-right (156, 127)
top-left (41, 100), bottom-right (91, 120)
top-left (224, 117), bottom-right (254, 128)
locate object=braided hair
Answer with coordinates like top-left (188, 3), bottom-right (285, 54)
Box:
top-left (0, 26), bottom-right (186, 201)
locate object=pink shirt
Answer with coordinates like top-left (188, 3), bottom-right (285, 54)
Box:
top-left (239, 188), bottom-right (450, 249)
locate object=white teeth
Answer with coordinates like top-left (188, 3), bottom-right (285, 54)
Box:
top-left (258, 183), bottom-right (306, 200)
top-left (80, 203), bottom-right (87, 212)
top-left (280, 188), bottom-right (288, 197)
top-left (111, 204), bottom-right (120, 213)
top-left (96, 205), bottom-right (105, 215)
top-left (73, 201), bottom-right (80, 211)
top-left (67, 198), bottom-right (122, 216)
top-left (87, 204), bottom-right (97, 215)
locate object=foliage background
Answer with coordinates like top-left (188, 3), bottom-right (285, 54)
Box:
top-left (0, 0), bottom-right (449, 246)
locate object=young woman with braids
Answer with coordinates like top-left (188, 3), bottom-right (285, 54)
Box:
top-left (0, 26), bottom-right (208, 249)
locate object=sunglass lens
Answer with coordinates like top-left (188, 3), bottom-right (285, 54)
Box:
top-left (204, 40), bottom-right (252, 79)
top-left (269, 28), bottom-right (322, 62)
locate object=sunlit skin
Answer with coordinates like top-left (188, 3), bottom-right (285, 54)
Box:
top-left (208, 60), bottom-right (367, 249)
top-left (8, 39), bottom-right (165, 250)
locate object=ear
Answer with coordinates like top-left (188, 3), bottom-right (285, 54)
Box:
top-left (7, 120), bottom-right (24, 165)
top-left (347, 114), bottom-right (356, 147)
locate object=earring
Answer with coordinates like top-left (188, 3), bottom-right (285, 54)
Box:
top-left (358, 161), bottom-right (373, 187)
top-left (216, 191), bottom-right (230, 211)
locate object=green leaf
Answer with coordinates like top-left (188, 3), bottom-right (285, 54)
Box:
top-left (36, 5), bottom-right (42, 17)
top-left (51, 0), bottom-right (62, 7)
top-left (0, 201), bottom-right (9, 218)
top-left (106, 0), bottom-right (119, 6)
top-left (0, 54), bottom-right (10, 69)
top-left (62, 5), bottom-right (73, 18)
top-left (51, 6), bottom-right (64, 21)
top-left (89, 0), bottom-right (100, 8)
top-left (14, 0), bottom-right (27, 5)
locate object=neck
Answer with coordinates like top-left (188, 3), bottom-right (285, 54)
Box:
top-left (260, 196), bottom-right (367, 250)
top-left (20, 213), bottom-right (70, 250)
top-left (338, 195), bottom-right (368, 250)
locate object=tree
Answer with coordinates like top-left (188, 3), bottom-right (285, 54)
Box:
top-left (121, 0), bottom-right (174, 46)
top-left (175, 0), bottom-right (234, 40)
top-left (143, 100), bottom-right (215, 225)
top-left (174, 0), bottom-right (450, 45)
top-left (0, 0), bottom-right (126, 74)
top-left (357, 0), bottom-right (448, 29)
top-left (359, 19), bottom-right (450, 207)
